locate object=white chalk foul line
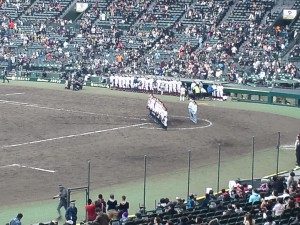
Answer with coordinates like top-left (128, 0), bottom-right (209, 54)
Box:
top-left (0, 99), bottom-right (147, 121)
top-left (0, 164), bottom-right (55, 173)
top-left (4, 93), bottom-right (25, 96)
top-left (2, 123), bottom-right (150, 149)
top-left (139, 119), bottom-right (213, 130)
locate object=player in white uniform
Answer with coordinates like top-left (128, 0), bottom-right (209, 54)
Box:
top-left (216, 84), bottom-right (224, 101)
top-left (212, 83), bottom-right (217, 100)
top-left (180, 85), bottom-right (186, 101)
top-left (148, 77), bottom-right (154, 93)
top-left (110, 75), bottom-right (115, 88)
top-left (176, 80), bottom-right (182, 95)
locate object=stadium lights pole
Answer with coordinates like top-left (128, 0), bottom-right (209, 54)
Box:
top-left (251, 137), bottom-right (255, 188)
top-left (217, 144), bottom-right (221, 193)
top-left (187, 151), bottom-right (191, 200)
top-left (276, 132), bottom-right (281, 175)
top-left (143, 155), bottom-right (147, 215)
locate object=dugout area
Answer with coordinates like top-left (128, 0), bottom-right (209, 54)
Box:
top-left (0, 84), bottom-right (299, 210)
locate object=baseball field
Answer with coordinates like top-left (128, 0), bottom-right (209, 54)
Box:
top-left (0, 81), bottom-right (298, 225)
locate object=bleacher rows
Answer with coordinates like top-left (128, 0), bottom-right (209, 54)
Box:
top-left (0, 0), bottom-right (299, 85)
top-left (110, 199), bottom-right (300, 225)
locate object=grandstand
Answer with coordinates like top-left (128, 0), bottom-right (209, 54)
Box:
top-left (0, 0), bottom-right (299, 87)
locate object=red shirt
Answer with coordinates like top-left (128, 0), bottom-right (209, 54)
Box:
top-left (9, 22), bottom-right (14, 29)
top-left (85, 204), bottom-right (96, 221)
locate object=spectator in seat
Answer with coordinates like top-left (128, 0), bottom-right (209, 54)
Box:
top-left (201, 194), bottom-right (211, 207)
top-left (107, 194), bottom-right (118, 211)
top-left (290, 213), bottom-right (300, 225)
top-left (120, 212), bottom-right (129, 225)
top-left (176, 197), bottom-right (186, 211)
top-left (154, 217), bottom-right (163, 225)
top-left (234, 202), bottom-right (243, 214)
top-left (249, 189), bottom-right (261, 205)
top-left (263, 204), bottom-right (273, 219)
top-left (91, 208), bottom-right (111, 225)
top-left (166, 202), bottom-right (177, 216)
top-left (223, 204), bottom-right (235, 216)
top-left (273, 198), bottom-right (285, 217)
top-left (219, 189), bottom-right (231, 202)
top-left (187, 194), bottom-right (196, 209)
top-left (285, 197), bottom-right (296, 210)
top-left (263, 216), bottom-right (275, 225)
top-left (243, 213), bottom-right (255, 225)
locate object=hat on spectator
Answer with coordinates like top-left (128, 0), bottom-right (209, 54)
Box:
top-left (123, 212), bottom-right (128, 217)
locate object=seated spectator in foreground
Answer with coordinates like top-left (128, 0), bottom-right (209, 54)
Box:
top-left (263, 216), bottom-right (275, 225)
top-left (285, 197), bottom-right (296, 209)
top-left (290, 213), bottom-right (300, 225)
top-left (243, 213), bottom-right (255, 225)
top-left (201, 194), bottom-right (211, 207)
top-left (176, 197), bottom-right (186, 211)
top-left (218, 189), bottom-right (230, 202)
top-left (249, 189), bottom-right (261, 204)
top-left (223, 204), bottom-right (235, 216)
top-left (263, 204), bottom-right (273, 219)
top-left (272, 198), bottom-right (285, 217)
top-left (187, 194), bottom-right (196, 209)
top-left (166, 202), bottom-right (177, 215)
top-left (234, 202), bottom-right (243, 214)
top-left (154, 217), bottom-right (163, 225)
top-left (120, 212), bottom-right (129, 225)
top-left (91, 209), bottom-right (110, 225)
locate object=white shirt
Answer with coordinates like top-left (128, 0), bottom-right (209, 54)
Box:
top-left (188, 102), bottom-right (197, 114)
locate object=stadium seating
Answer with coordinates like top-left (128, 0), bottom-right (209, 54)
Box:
top-left (0, 0), bottom-right (299, 86)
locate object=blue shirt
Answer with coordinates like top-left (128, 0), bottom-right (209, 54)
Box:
top-left (248, 193), bottom-right (260, 204)
top-left (10, 218), bottom-right (21, 225)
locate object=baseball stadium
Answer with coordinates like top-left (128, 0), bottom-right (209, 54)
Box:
top-left (1, 0), bottom-right (300, 225)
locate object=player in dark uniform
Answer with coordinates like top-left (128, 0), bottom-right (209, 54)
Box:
top-left (3, 69), bottom-right (9, 83)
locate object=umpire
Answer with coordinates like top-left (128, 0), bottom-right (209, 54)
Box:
top-left (3, 69), bottom-right (9, 83)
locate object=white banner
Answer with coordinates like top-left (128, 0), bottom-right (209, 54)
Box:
top-left (76, 3), bottom-right (88, 13)
top-left (283, 9), bottom-right (297, 20)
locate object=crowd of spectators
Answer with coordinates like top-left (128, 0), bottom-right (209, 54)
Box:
top-left (0, 0), bottom-right (299, 86)
top-left (64, 172), bottom-right (300, 225)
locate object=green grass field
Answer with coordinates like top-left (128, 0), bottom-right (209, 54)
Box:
top-left (0, 81), bottom-right (298, 225)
